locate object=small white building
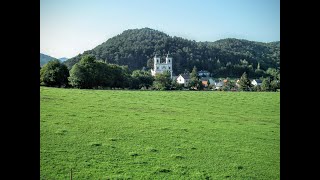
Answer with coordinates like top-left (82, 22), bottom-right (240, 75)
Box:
top-left (176, 74), bottom-right (190, 87)
top-left (251, 79), bottom-right (262, 86)
top-left (151, 52), bottom-right (173, 78)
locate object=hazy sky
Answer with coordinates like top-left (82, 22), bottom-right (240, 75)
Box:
top-left (40, 0), bottom-right (280, 58)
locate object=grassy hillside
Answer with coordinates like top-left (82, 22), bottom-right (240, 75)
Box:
top-left (40, 87), bottom-right (280, 179)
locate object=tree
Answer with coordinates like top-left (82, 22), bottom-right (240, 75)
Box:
top-left (171, 79), bottom-right (183, 90)
top-left (266, 68), bottom-right (279, 81)
top-left (131, 70), bottom-right (154, 89)
top-left (238, 72), bottom-right (252, 91)
top-left (261, 78), bottom-right (271, 91)
top-left (270, 80), bottom-right (280, 91)
top-left (253, 85), bottom-right (261, 92)
top-left (189, 66), bottom-right (199, 89)
top-left (153, 71), bottom-right (172, 90)
top-left (40, 59), bottom-right (69, 87)
top-left (69, 55), bottom-right (130, 89)
top-left (69, 55), bottom-right (99, 89)
top-left (222, 79), bottom-right (236, 91)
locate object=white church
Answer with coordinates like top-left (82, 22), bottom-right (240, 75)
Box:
top-left (151, 52), bottom-right (173, 78)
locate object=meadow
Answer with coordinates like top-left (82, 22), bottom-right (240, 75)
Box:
top-left (40, 87), bottom-right (280, 179)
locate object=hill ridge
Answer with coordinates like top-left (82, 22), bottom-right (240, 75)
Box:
top-left (64, 28), bottom-right (279, 77)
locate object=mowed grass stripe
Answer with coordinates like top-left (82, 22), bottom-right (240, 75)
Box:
top-left (40, 87), bottom-right (279, 179)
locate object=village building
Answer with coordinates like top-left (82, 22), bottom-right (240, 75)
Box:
top-left (151, 52), bottom-right (173, 78)
top-left (176, 74), bottom-right (191, 87)
top-left (200, 77), bottom-right (214, 87)
top-left (251, 79), bottom-right (262, 86)
top-left (198, 70), bottom-right (210, 77)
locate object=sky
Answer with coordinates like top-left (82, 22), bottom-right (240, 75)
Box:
top-left (40, 0), bottom-right (280, 58)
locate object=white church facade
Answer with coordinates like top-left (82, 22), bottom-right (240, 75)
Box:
top-left (151, 53), bottom-right (173, 78)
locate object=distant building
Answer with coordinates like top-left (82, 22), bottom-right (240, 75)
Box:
top-left (151, 52), bottom-right (173, 78)
top-left (215, 81), bottom-right (224, 90)
top-left (251, 79), bottom-right (262, 86)
top-left (200, 77), bottom-right (210, 87)
top-left (208, 78), bottom-right (215, 85)
top-left (176, 74), bottom-right (191, 87)
top-left (198, 70), bottom-right (210, 77)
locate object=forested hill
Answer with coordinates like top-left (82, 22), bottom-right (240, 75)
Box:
top-left (40, 53), bottom-right (57, 67)
top-left (64, 28), bottom-right (280, 77)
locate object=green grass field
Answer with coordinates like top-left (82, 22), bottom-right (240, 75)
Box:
top-left (40, 87), bottom-right (280, 179)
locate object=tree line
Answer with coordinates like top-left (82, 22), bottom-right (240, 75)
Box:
top-left (40, 55), bottom-right (279, 91)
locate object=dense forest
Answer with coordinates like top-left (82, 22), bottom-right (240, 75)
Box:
top-left (64, 28), bottom-right (279, 78)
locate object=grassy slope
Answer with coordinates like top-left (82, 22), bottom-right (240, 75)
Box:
top-left (40, 87), bottom-right (280, 179)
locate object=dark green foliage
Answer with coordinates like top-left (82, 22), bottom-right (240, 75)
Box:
top-left (64, 28), bottom-right (280, 78)
top-left (40, 59), bottom-right (69, 87)
top-left (189, 66), bottom-right (199, 89)
top-left (153, 71), bottom-right (172, 90)
top-left (69, 55), bottom-right (129, 89)
top-left (253, 85), bottom-right (262, 92)
top-left (270, 80), bottom-right (280, 91)
top-left (265, 68), bottom-right (280, 81)
top-left (222, 79), bottom-right (236, 91)
top-left (238, 72), bottom-right (252, 91)
top-left (171, 79), bottom-right (183, 90)
top-left (130, 70), bottom-right (154, 89)
top-left (261, 79), bottom-right (271, 91)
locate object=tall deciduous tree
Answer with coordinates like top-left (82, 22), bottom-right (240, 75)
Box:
top-left (261, 78), bottom-right (271, 91)
top-left (69, 55), bottom-right (129, 89)
top-left (40, 59), bottom-right (69, 87)
top-left (153, 71), bottom-right (172, 90)
top-left (69, 55), bottom-right (99, 89)
top-left (131, 70), bottom-right (154, 89)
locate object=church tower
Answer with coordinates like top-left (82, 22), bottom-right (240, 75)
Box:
top-left (154, 54), bottom-right (160, 71)
top-left (151, 52), bottom-right (173, 78)
top-left (165, 52), bottom-right (173, 78)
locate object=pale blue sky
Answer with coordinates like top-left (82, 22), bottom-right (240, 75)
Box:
top-left (40, 0), bottom-right (280, 58)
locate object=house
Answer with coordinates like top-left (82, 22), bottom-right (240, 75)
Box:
top-left (176, 74), bottom-right (191, 87)
top-left (198, 70), bottom-right (210, 77)
top-left (200, 77), bottom-right (208, 87)
top-left (215, 81), bottom-right (224, 90)
top-left (208, 78), bottom-right (215, 85)
top-left (251, 79), bottom-right (262, 86)
top-left (212, 80), bottom-right (219, 86)
top-left (200, 77), bottom-right (214, 87)
top-left (211, 79), bottom-right (224, 90)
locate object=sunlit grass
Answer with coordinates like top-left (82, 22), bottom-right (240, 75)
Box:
top-left (40, 87), bottom-right (280, 179)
